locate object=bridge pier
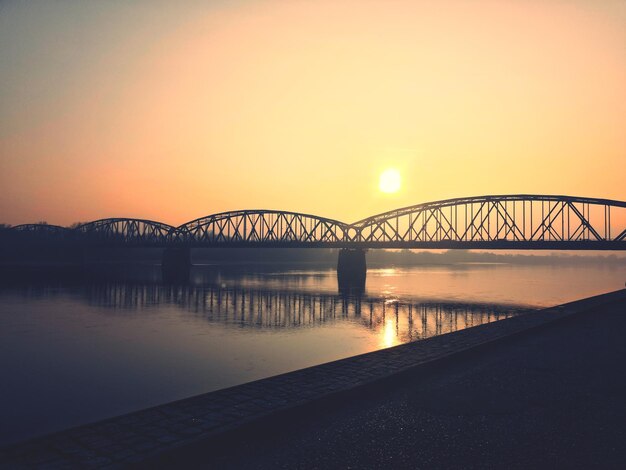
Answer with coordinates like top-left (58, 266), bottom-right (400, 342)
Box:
top-left (337, 248), bottom-right (366, 293)
top-left (162, 247), bottom-right (191, 283)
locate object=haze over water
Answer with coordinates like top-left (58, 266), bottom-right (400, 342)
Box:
top-left (1, 261), bottom-right (625, 446)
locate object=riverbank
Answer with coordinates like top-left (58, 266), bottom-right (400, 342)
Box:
top-left (1, 289), bottom-right (624, 468)
top-left (159, 290), bottom-right (626, 469)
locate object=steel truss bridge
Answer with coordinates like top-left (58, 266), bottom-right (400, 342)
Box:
top-left (5, 195), bottom-right (626, 250)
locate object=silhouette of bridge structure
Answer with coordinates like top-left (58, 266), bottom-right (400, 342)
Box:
top-left (4, 195), bottom-right (626, 285)
top-left (7, 195), bottom-right (626, 249)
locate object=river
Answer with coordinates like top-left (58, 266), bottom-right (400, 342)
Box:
top-left (1, 262), bottom-right (624, 445)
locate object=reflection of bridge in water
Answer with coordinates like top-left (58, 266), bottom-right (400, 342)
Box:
top-left (84, 283), bottom-right (526, 344)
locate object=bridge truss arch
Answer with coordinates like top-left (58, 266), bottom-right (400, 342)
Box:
top-left (5, 195), bottom-right (626, 250)
top-left (74, 218), bottom-right (176, 246)
top-left (352, 195), bottom-right (626, 249)
top-left (8, 224), bottom-right (71, 242)
top-left (176, 210), bottom-right (352, 247)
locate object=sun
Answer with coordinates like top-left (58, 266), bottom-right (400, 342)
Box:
top-left (379, 168), bottom-right (401, 193)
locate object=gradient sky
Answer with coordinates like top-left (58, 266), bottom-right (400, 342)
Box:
top-left (1, 0), bottom-right (625, 226)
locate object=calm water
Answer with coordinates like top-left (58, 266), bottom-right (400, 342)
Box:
top-left (1, 262), bottom-right (625, 446)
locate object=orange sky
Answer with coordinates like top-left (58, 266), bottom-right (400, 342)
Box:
top-left (0, 0), bottom-right (625, 226)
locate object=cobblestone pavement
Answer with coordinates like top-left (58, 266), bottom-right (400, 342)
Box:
top-left (2, 289), bottom-right (625, 469)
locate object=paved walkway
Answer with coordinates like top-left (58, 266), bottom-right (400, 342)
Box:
top-left (2, 290), bottom-right (625, 468)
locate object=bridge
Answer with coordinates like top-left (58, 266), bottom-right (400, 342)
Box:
top-left (3, 194), bottom-right (626, 284)
top-left (6, 195), bottom-right (626, 248)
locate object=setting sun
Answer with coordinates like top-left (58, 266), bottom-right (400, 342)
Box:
top-left (379, 169), bottom-right (401, 194)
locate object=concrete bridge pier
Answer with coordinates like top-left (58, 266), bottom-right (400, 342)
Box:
top-left (162, 246), bottom-right (191, 283)
top-left (337, 248), bottom-right (366, 293)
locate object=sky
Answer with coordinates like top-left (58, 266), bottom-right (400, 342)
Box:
top-left (0, 0), bottom-right (625, 226)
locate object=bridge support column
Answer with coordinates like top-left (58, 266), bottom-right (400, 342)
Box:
top-left (162, 247), bottom-right (191, 283)
top-left (337, 248), bottom-right (366, 293)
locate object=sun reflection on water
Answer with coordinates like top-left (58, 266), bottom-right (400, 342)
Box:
top-left (368, 268), bottom-right (397, 278)
top-left (381, 318), bottom-right (400, 349)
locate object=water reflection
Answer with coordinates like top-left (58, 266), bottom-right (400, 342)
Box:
top-left (13, 279), bottom-right (524, 346)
